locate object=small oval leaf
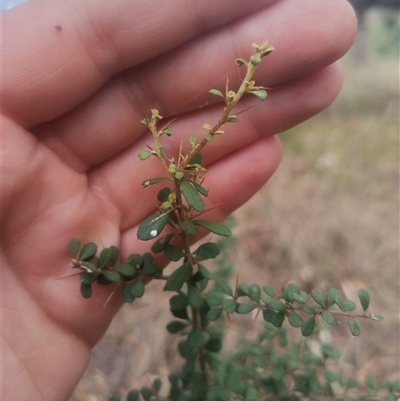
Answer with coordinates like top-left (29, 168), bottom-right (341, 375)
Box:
top-left (348, 318), bottom-right (360, 336)
top-left (102, 270), bottom-right (121, 283)
top-left (192, 220), bottom-right (232, 237)
top-left (141, 177), bottom-right (170, 187)
top-left (193, 242), bottom-right (220, 261)
top-left (165, 263), bottom-right (189, 291)
top-left (164, 244), bottom-right (184, 262)
top-left (80, 282), bottom-right (92, 299)
top-left (181, 178), bottom-right (205, 213)
top-left (301, 316), bottom-right (316, 336)
top-left (311, 290), bottom-right (326, 308)
top-left (137, 212), bottom-right (170, 241)
top-left (115, 263), bottom-right (136, 277)
top-left (131, 277), bottom-right (145, 298)
top-left (80, 242), bottom-right (98, 261)
top-left (322, 311), bottom-right (335, 325)
top-left (180, 220), bottom-right (196, 235)
top-left (68, 239), bottom-right (81, 258)
top-left (288, 311), bottom-right (303, 328)
top-left (236, 303), bottom-right (256, 314)
top-left (166, 320), bottom-right (187, 334)
top-left (358, 288), bottom-right (370, 311)
top-left (138, 150), bottom-right (152, 160)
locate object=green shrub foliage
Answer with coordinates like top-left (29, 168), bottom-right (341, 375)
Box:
top-left (68, 43), bottom-right (394, 401)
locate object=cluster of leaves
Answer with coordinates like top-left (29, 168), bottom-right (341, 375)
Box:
top-left (205, 283), bottom-right (383, 337)
top-left (69, 239), bottom-right (162, 301)
top-left (207, 324), bottom-right (400, 401)
top-left (69, 42), bottom-right (391, 401)
top-left (108, 281), bottom-right (394, 401)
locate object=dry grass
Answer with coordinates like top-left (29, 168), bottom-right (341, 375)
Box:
top-left (70, 48), bottom-right (399, 401)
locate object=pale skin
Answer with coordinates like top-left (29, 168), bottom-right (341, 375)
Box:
top-left (1, 0), bottom-right (357, 399)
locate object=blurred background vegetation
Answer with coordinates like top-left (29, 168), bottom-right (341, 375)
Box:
top-left (71, 7), bottom-right (399, 401)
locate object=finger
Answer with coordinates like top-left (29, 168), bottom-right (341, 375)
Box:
top-left (86, 63), bottom-right (343, 231)
top-left (34, 0), bottom-right (357, 169)
top-left (1, 0), bottom-right (278, 126)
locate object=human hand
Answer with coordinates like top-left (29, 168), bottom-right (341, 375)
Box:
top-left (1, 0), bottom-right (357, 400)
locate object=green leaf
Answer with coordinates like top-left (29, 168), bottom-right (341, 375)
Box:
top-left (303, 304), bottom-right (317, 314)
top-left (80, 242), bottom-right (98, 261)
top-left (262, 308), bottom-right (285, 327)
top-left (208, 307), bottom-right (223, 321)
top-left (80, 271), bottom-right (97, 285)
top-left (157, 187), bottom-right (171, 202)
top-left (122, 282), bottom-right (135, 303)
top-left (209, 89), bottom-right (225, 99)
top-left (165, 263), bottom-right (189, 291)
top-left (153, 378), bottom-right (162, 393)
top-left (237, 283), bottom-right (249, 297)
top-left (245, 385), bottom-right (259, 401)
top-left (263, 285), bottom-right (275, 297)
top-left (206, 291), bottom-right (223, 306)
top-left (79, 261), bottom-right (98, 272)
top-left (292, 291), bottom-right (309, 304)
top-left (364, 374), bottom-right (375, 389)
top-left (191, 181), bottom-right (209, 197)
top-left (166, 320), bottom-right (187, 334)
top-left (140, 386), bottom-right (153, 401)
top-left (348, 318), bottom-right (360, 336)
top-left (181, 178), bottom-right (205, 212)
top-left (283, 283), bottom-right (300, 302)
top-left (115, 263), bottom-right (136, 277)
top-left (68, 239), bottom-right (81, 258)
top-left (109, 246), bottom-right (119, 265)
top-left (164, 244), bottom-right (184, 262)
top-left (141, 177), bottom-right (170, 187)
top-left (288, 311), bottom-right (303, 328)
top-left (138, 150), bottom-right (152, 160)
top-left (151, 234), bottom-right (174, 253)
top-left (193, 242), bottom-right (220, 261)
top-left (137, 212), bottom-right (170, 241)
top-left (192, 220), bottom-right (232, 237)
top-left (327, 288), bottom-right (341, 306)
top-left (221, 284), bottom-right (233, 297)
top-left (248, 90), bottom-right (267, 101)
top-left (131, 277), bottom-right (145, 298)
top-left (248, 284), bottom-right (261, 302)
top-left (187, 284), bottom-right (203, 308)
top-left (80, 282), bottom-right (92, 299)
top-left (358, 288), bottom-right (370, 311)
top-left (311, 290), bottom-right (326, 308)
top-left (102, 270), bottom-right (121, 283)
top-left (322, 311), bottom-right (335, 325)
top-left (187, 328), bottom-right (203, 349)
top-left (236, 303), bottom-right (256, 314)
top-left (325, 369), bottom-right (339, 383)
top-left (180, 220), bottom-right (196, 235)
top-left (301, 317), bottom-right (316, 336)
top-left (127, 391), bottom-right (140, 401)
top-left (341, 300), bottom-right (356, 312)
top-left (98, 248), bottom-right (111, 268)
top-left (222, 298), bottom-right (237, 313)
top-left (197, 264), bottom-right (213, 279)
top-left (269, 300), bottom-right (287, 312)
top-left (204, 336), bottom-right (222, 352)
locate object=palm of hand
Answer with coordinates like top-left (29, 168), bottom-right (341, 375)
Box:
top-left (1, 0), bottom-right (356, 400)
